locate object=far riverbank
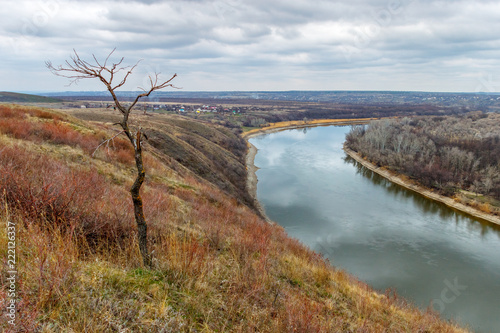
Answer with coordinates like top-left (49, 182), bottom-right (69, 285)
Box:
top-left (242, 118), bottom-right (375, 140)
top-left (344, 146), bottom-right (500, 227)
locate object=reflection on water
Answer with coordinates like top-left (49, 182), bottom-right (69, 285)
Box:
top-left (345, 155), bottom-right (500, 239)
top-left (251, 126), bottom-right (500, 333)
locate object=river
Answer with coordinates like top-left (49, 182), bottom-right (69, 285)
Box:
top-left (249, 125), bottom-right (500, 333)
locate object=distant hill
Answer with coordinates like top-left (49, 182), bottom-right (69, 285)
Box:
top-left (41, 90), bottom-right (500, 111)
top-left (0, 91), bottom-right (62, 103)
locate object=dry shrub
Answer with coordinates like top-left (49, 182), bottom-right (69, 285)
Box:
top-left (113, 146), bottom-right (134, 165)
top-left (0, 105), bottom-right (62, 121)
top-left (282, 295), bottom-right (326, 333)
top-left (0, 117), bottom-right (100, 154)
top-left (479, 202), bottom-right (492, 214)
top-left (235, 217), bottom-right (272, 260)
top-left (0, 105), bottom-right (19, 118)
top-left (0, 144), bottom-right (134, 247)
top-left (0, 119), bottom-right (31, 138)
top-left (161, 234), bottom-right (210, 277)
top-left (96, 135), bottom-right (135, 165)
top-left (0, 105), bottom-right (134, 159)
top-left (142, 186), bottom-right (176, 237)
top-left (0, 201), bottom-right (79, 332)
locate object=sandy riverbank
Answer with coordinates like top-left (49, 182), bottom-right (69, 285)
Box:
top-left (344, 146), bottom-right (500, 227)
top-left (245, 140), bottom-right (271, 222)
top-left (242, 118), bottom-right (375, 140)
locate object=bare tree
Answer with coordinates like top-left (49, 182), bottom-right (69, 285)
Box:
top-left (46, 49), bottom-right (177, 267)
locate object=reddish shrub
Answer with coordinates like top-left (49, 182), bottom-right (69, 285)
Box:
top-left (0, 145), bottom-right (135, 246)
top-left (31, 109), bottom-right (62, 120)
top-left (283, 295), bottom-right (326, 333)
top-left (0, 111), bottom-right (130, 156)
top-left (0, 105), bottom-right (62, 121)
top-left (0, 105), bottom-right (20, 118)
top-left (113, 147), bottom-right (134, 165)
top-left (0, 119), bottom-right (31, 138)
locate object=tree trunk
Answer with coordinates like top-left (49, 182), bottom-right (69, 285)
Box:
top-left (130, 130), bottom-right (151, 267)
top-left (47, 50), bottom-right (177, 269)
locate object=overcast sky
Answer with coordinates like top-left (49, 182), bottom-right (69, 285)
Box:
top-left (1, 0), bottom-right (500, 93)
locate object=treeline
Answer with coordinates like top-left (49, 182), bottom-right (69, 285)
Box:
top-left (298, 103), bottom-right (465, 120)
top-left (345, 112), bottom-right (500, 200)
top-left (240, 103), bottom-right (467, 127)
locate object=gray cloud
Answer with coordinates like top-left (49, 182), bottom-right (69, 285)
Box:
top-left (1, 0), bottom-right (500, 92)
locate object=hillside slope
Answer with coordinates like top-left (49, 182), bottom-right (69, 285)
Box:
top-left (67, 108), bottom-right (256, 214)
top-left (0, 105), bottom-right (468, 332)
top-left (0, 92), bottom-right (62, 103)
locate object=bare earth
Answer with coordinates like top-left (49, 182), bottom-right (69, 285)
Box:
top-left (344, 146), bottom-right (500, 227)
top-left (245, 141), bottom-right (270, 221)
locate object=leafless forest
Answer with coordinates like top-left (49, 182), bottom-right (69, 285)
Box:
top-left (346, 112), bottom-right (500, 200)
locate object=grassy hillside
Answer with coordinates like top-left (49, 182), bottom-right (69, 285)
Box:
top-left (0, 104), bottom-right (468, 332)
top-left (0, 92), bottom-right (62, 103)
top-left (67, 108), bottom-right (256, 213)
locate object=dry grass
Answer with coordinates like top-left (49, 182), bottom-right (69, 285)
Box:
top-left (0, 105), bottom-right (469, 332)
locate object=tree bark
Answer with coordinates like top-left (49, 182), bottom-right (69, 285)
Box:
top-left (130, 130), bottom-right (151, 267)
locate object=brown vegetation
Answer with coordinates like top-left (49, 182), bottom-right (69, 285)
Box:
top-left (47, 49), bottom-right (178, 266)
top-left (346, 113), bottom-right (500, 212)
top-left (0, 104), bottom-right (468, 332)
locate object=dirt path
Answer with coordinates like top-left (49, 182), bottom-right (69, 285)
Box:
top-left (344, 146), bottom-right (500, 227)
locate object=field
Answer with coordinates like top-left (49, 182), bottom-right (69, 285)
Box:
top-left (51, 95), bottom-right (471, 131)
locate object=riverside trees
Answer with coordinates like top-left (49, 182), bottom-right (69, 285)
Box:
top-left (47, 49), bottom-right (177, 267)
top-left (345, 113), bottom-right (500, 199)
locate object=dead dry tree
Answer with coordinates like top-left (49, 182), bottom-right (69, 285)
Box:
top-left (46, 49), bottom-right (177, 267)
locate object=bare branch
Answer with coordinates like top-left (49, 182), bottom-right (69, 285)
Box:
top-left (47, 48), bottom-right (177, 268)
top-left (92, 131), bottom-right (126, 158)
top-left (127, 73), bottom-right (178, 113)
top-left (112, 60), bottom-right (141, 90)
top-left (102, 47), bottom-right (116, 68)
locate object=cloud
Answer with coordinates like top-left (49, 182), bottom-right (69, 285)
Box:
top-left (1, 0), bottom-right (500, 92)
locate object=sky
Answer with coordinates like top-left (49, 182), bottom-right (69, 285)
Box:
top-left (1, 0), bottom-right (500, 93)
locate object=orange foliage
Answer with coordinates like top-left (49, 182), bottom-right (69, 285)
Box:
top-left (0, 104), bottom-right (62, 120)
top-left (0, 144), bottom-right (134, 244)
top-left (0, 105), bottom-right (138, 165)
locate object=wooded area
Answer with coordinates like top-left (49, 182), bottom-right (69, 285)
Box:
top-left (345, 112), bottom-right (500, 200)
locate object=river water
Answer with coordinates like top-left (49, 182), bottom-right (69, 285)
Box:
top-left (250, 125), bottom-right (500, 333)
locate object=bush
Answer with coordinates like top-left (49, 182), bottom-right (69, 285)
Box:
top-left (0, 145), bottom-right (134, 245)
